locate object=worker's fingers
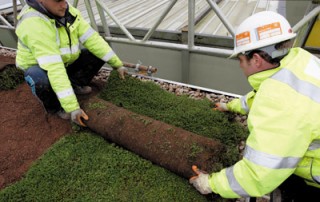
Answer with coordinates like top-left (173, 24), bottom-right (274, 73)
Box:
top-left (213, 103), bottom-right (227, 112)
top-left (117, 67), bottom-right (128, 80)
top-left (77, 111), bottom-right (89, 127)
top-left (80, 110), bottom-right (89, 121)
top-left (212, 103), bottom-right (221, 111)
top-left (192, 165), bottom-right (201, 175)
top-left (191, 165), bottom-right (208, 175)
top-left (76, 116), bottom-right (87, 127)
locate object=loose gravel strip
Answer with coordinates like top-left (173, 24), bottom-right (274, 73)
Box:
top-left (0, 47), bottom-right (16, 58)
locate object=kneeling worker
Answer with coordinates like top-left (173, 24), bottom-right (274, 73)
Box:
top-left (15, 0), bottom-right (127, 126)
top-left (190, 11), bottom-right (320, 200)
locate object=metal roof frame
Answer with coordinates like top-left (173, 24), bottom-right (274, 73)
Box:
top-left (0, 0), bottom-right (319, 56)
top-left (72, 0), bottom-right (320, 57)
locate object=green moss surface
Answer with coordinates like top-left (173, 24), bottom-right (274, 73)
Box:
top-left (0, 132), bottom-right (210, 202)
top-left (100, 71), bottom-right (248, 166)
top-left (0, 66), bottom-right (24, 90)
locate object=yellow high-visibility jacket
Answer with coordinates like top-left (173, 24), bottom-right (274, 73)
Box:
top-left (226, 90), bottom-right (256, 115)
top-left (209, 48), bottom-right (320, 198)
top-left (16, 3), bottom-right (123, 113)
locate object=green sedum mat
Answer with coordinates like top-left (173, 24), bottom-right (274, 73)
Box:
top-left (0, 133), bottom-right (210, 202)
top-left (0, 70), bottom-right (248, 201)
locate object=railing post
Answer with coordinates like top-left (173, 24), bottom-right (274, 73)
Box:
top-left (12, 0), bottom-right (17, 27)
top-left (206, 0), bottom-right (235, 37)
top-left (84, 0), bottom-right (98, 31)
top-left (96, 1), bottom-right (111, 37)
top-left (188, 0), bottom-right (195, 49)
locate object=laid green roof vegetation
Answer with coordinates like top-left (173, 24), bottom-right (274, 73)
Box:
top-left (0, 69), bottom-right (248, 201)
top-left (0, 133), bottom-right (209, 202)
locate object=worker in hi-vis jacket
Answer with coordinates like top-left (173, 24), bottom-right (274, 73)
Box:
top-left (15, 0), bottom-right (127, 126)
top-left (190, 11), bottom-right (320, 200)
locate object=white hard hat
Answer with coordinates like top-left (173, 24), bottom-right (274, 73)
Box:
top-left (229, 11), bottom-right (296, 58)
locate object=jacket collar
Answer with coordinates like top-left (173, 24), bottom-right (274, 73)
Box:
top-left (247, 48), bottom-right (298, 91)
top-left (247, 68), bottom-right (279, 91)
top-left (26, 0), bottom-right (75, 27)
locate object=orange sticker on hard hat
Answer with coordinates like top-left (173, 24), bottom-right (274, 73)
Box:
top-left (257, 22), bottom-right (282, 40)
top-left (236, 31), bottom-right (251, 47)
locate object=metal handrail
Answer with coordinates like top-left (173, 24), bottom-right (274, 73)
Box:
top-left (293, 5), bottom-right (320, 32)
top-left (103, 35), bottom-right (233, 56)
top-left (91, 0), bottom-right (233, 56)
top-left (206, 0), bottom-right (235, 37)
top-left (0, 15), bottom-right (14, 28)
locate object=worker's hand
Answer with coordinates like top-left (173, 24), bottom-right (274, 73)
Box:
top-left (71, 109), bottom-right (89, 127)
top-left (189, 165), bottom-right (212, 195)
top-left (213, 102), bottom-right (228, 112)
top-left (117, 66), bottom-right (128, 80)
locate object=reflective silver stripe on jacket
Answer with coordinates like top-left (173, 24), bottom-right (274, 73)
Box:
top-left (244, 145), bottom-right (301, 169)
top-left (271, 68), bottom-right (320, 103)
top-left (226, 145), bottom-right (301, 197)
top-left (102, 50), bottom-right (115, 62)
top-left (226, 166), bottom-right (250, 197)
top-left (60, 44), bottom-right (80, 55)
top-left (17, 8), bottom-right (60, 45)
top-left (313, 175), bottom-right (320, 182)
top-left (79, 27), bottom-right (95, 43)
top-left (56, 87), bottom-right (75, 99)
top-left (37, 55), bottom-right (62, 65)
top-left (309, 140), bottom-right (320, 151)
top-left (240, 95), bottom-right (250, 113)
top-left (17, 7), bottom-right (49, 27)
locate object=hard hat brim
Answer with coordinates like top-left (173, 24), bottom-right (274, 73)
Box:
top-left (228, 52), bottom-right (237, 59)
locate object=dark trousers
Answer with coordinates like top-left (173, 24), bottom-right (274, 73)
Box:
top-left (24, 49), bottom-right (105, 112)
top-left (277, 175), bottom-right (320, 202)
